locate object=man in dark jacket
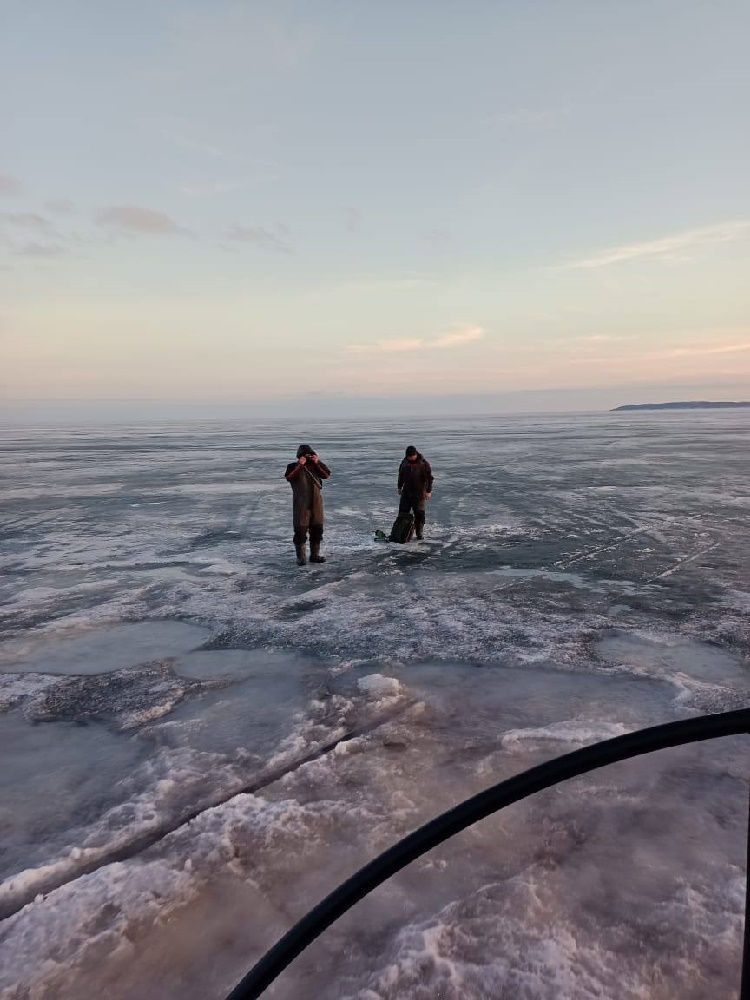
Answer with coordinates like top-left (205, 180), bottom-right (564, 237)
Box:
top-left (285, 444), bottom-right (331, 565)
top-left (397, 445), bottom-right (434, 540)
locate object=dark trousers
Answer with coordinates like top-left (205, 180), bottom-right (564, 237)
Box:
top-left (399, 494), bottom-right (426, 529)
top-left (293, 522), bottom-right (323, 546)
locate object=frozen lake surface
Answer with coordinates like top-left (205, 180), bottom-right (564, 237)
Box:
top-left (0, 412), bottom-right (748, 999)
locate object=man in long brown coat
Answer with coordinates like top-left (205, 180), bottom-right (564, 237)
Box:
top-left (284, 444), bottom-right (332, 565)
top-left (397, 445), bottom-right (433, 540)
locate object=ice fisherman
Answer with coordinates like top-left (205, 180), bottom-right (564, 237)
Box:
top-left (397, 445), bottom-right (434, 540)
top-left (285, 444), bottom-right (332, 565)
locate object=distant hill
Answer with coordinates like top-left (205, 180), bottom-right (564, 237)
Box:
top-left (612, 401), bottom-right (750, 412)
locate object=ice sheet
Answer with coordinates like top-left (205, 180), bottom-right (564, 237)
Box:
top-left (1, 413), bottom-right (748, 999)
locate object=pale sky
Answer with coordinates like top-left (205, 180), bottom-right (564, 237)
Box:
top-left (2, 1), bottom-right (749, 416)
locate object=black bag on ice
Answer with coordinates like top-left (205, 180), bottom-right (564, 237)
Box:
top-left (389, 512), bottom-right (415, 543)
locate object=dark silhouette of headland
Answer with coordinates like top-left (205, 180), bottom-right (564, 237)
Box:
top-left (612, 401), bottom-right (750, 412)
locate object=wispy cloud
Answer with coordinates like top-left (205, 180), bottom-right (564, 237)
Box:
top-left (44, 199), bottom-right (75, 214)
top-left (576, 338), bottom-right (750, 366)
top-left (14, 242), bottom-right (65, 258)
top-left (224, 224), bottom-right (292, 254)
top-left (434, 325), bottom-right (485, 348)
top-left (347, 338), bottom-right (424, 355)
top-left (657, 341), bottom-right (750, 359)
top-left (2, 212), bottom-right (54, 232)
top-left (1, 213), bottom-right (66, 257)
top-left (347, 325), bottom-right (485, 355)
top-left (565, 220), bottom-right (750, 269)
top-left (97, 204), bottom-right (185, 235)
top-left (575, 334), bottom-right (628, 343)
top-left (0, 173), bottom-right (22, 196)
top-left (170, 135), bottom-right (229, 159)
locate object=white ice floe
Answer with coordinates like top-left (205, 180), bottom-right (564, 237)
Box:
top-left (357, 674), bottom-right (402, 698)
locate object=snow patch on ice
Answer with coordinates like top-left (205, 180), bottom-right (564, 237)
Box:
top-left (0, 859), bottom-right (196, 995)
top-left (352, 867), bottom-right (745, 1000)
top-left (0, 672), bottom-right (59, 712)
top-left (499, 719), bottom-right (631, 750)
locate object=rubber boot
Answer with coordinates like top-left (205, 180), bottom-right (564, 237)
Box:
top-left (295, 544), bottom-right (307, 566)
top-left (310, 541), bottom-right (326, 563)
top-left (415, 516), bottom-right (425, 541)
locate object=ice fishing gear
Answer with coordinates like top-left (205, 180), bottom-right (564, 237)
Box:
top-left (389, 511), bottom-right (415, 543)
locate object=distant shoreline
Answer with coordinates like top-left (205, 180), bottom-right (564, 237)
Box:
top-left (612, 401), bottom-right (750, 412)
